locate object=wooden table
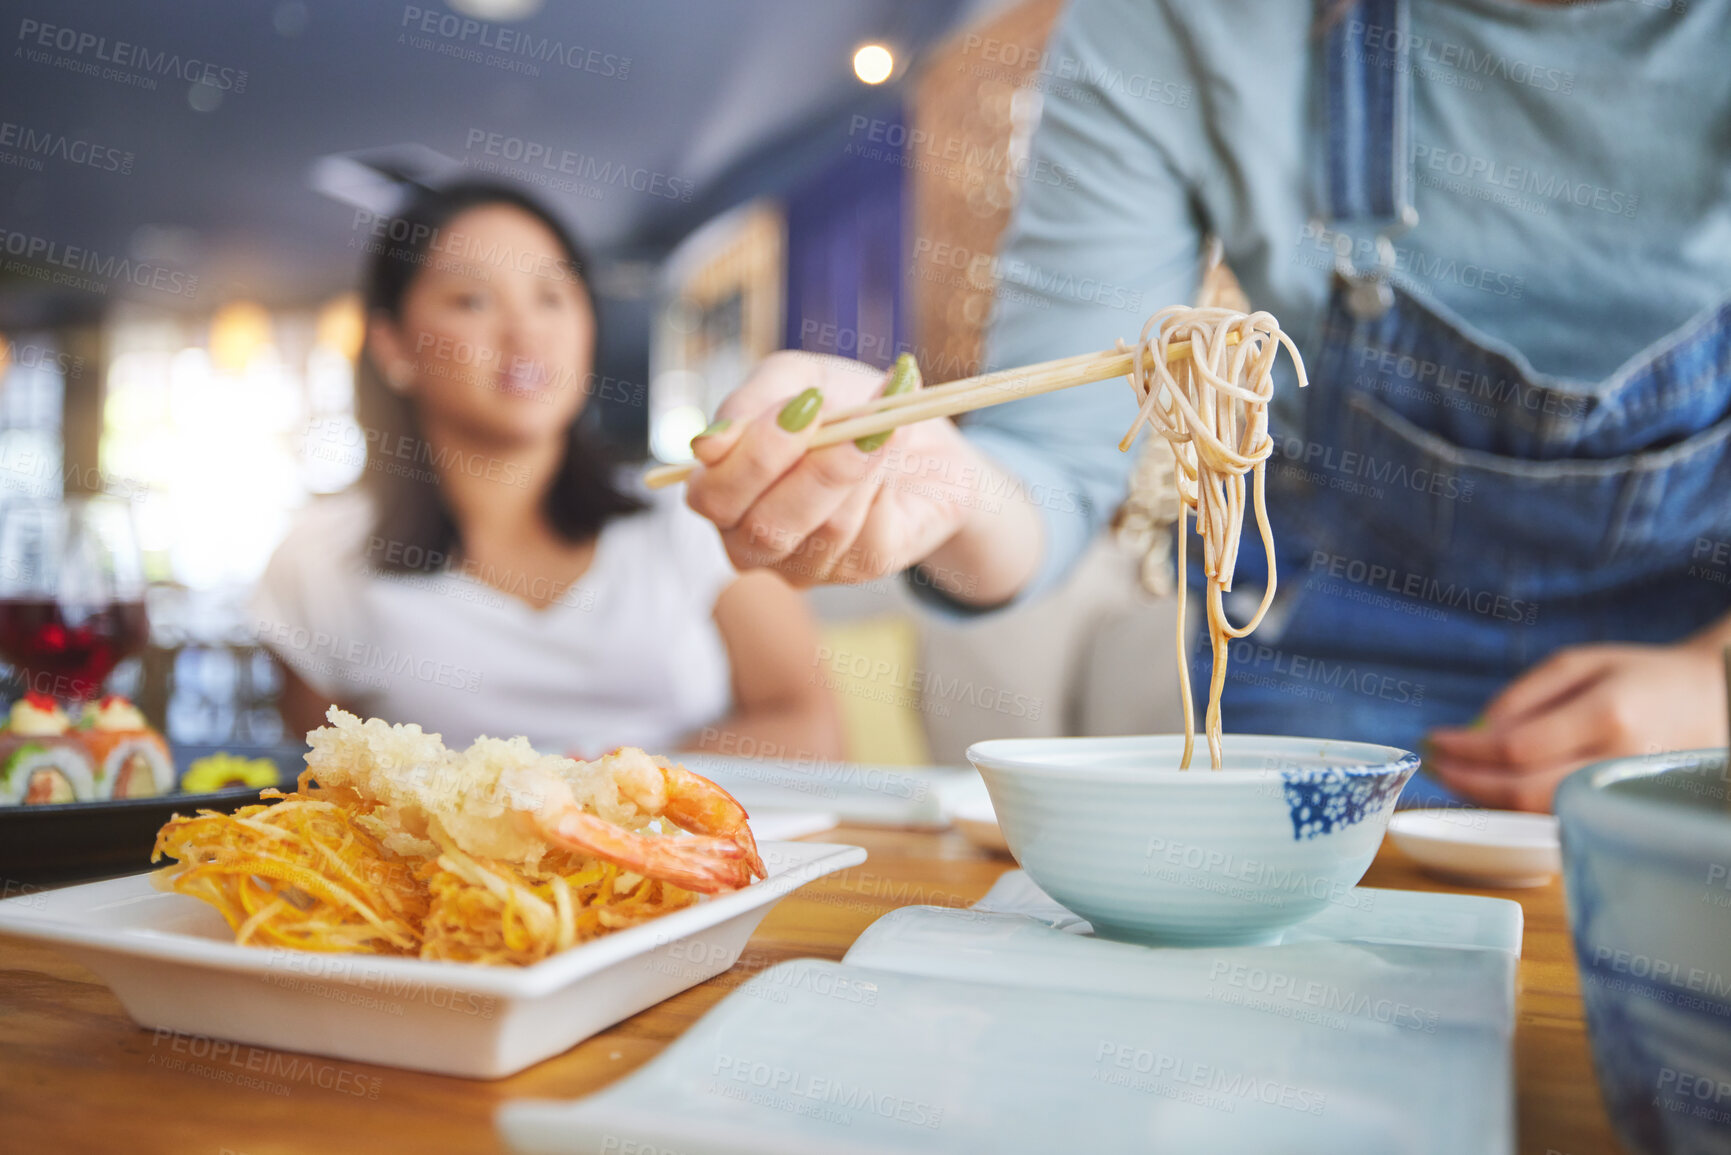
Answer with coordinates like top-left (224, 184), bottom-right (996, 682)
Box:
top-left (1, 826), bottom-right (1620, 1155)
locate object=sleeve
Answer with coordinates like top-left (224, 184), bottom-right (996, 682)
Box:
top-left (955, 0), bottom-right (1211, 605)
top-left (247, 499), bottom-right (367, 699)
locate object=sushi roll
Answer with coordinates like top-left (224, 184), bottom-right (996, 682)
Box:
top-left (0, 693), bottom-right (97, 805)
top-left (81, 695), bottom-right (176, 799)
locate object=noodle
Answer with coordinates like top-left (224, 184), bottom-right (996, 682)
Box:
top-left (1118, 306), bottom-right (1308, 769)
top-left (152, 763), bottom-right (703, 966)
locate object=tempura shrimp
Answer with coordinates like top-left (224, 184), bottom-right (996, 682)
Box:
top-left (303, 708), bottom-right (765, 894)
top-left (520, 748), bottom-right (766, 893)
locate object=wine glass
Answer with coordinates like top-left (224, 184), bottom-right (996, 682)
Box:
top-left (0, 496), bottom-right (149, 701)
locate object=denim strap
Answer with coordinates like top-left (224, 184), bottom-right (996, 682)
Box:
top-left (1322, 0), bottom-right (1412, 226)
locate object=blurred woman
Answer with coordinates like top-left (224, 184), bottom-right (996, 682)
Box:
top-left (256, 181), bottom-right (841, 759)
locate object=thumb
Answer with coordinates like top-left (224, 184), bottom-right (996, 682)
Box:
top-left (689, 417), bottom-right (744, 467)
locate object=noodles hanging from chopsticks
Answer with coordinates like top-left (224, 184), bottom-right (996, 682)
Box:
top-left (1118, 306), bottom-right (1308, 770)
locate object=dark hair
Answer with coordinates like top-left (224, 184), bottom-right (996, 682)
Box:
top-left (355, 180), bottom-right (643, 575)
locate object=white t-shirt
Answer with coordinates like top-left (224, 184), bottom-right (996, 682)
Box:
top-left (250, 488), bottom-right (738, 754)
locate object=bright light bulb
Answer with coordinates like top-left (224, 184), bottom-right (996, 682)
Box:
top-left (652, 404), bottom-right (710, 464)
top-left (208, 302), bottom-right (273, 374)
top-left (853, 44), bottom-right (893, 85)
top-left (315, 292), bottom-right (366, 360)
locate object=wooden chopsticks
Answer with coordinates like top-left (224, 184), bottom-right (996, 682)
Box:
top-left (643, 334), bottom-right (1235, 490)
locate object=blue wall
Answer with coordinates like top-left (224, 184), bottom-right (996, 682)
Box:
top-left (782, 105), bottom-right (908, 371)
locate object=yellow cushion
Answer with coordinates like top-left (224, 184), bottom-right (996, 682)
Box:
top-left (816, 616), bottom-right (931, 767)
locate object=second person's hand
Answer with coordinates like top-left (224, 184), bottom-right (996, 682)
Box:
top-left (1425, 638), bottom-right (1729, 810)
top-left (684, 350), bottom-right (1040, 600)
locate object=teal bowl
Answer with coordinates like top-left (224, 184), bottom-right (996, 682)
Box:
top-left (1557, 751), bottom-right (1731, 1155)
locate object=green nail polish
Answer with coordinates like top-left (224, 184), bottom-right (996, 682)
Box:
top-left (855, 353), bottom-right (922, 452)
top-left (777, 387), bottom-right (823, 432)
top-left (691, 418), bottom-right (732, 444)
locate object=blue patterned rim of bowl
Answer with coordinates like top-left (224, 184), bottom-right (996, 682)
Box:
top-left (1279, 762), bottom-right (1414, 840)
top-left (1555, 749), bottom-right (1731, 1155)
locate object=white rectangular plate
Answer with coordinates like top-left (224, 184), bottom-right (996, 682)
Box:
top-left (498, 874), bottom-right (1521, 1154)
top-left (745, 810), bottom-right (840, 842)
top-left (0, 839), bottom-right (865, 1079)
top-left (680, 755), bottom-right (970, 827)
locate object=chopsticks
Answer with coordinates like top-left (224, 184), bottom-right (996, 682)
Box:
top-left (1723, 644), bottom-right (1730, 749)
top-left (643, 333), bottom-right (1236, 490)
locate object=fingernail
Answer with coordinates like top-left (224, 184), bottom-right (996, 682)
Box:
top-left (777, 387), bottom-right (823, 432)
top-left (691, 418), bottom-right (732, 444)
top-left (856, 353), bottom-right (922, 452)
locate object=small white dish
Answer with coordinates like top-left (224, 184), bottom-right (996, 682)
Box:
top-left (1387, 809), bottom-right (1560, 888)
top-left (0, 839), bottom-right (864, 1079)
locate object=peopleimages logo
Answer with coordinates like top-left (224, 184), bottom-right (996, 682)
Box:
top-left (1093, 1042), bottom-right (1328, 1115)
top-left (1412, 143), bottom-right (1637, 219)
top-left (253, 618), bottom-right (484, 694)
top-left (811, 645), bottom-right (1043, 721)
top-left (1307, 550), bottom-right (1538, 626)
top-left (463, 129), bottom-right (693, 202)
top-left (845, 115), bottom-right (1080, 192)
top-left (961, 34), bottom-right (1193, 108)
top-left (0, 339), bottom-right (83, 377)
top-left (399, 6), bottom-right (630, 77)
top-left (15, 18), bottom-right (249, 92)
top-left (709, 1055), bottom-right (945, 1130)
top-left (349, 208), bottom-right (578, 284)
top-left (0, 122), bottom-right (134, 174)
top-left (1351, 19), bottom-right (1573, 94)
top-left (0, 229), bottom-right (198, 299)
top-left (1588, 946), bottom-right (1731, 1000)
top-left (1297, 222), bottom-right (1526, 301)
top-left (1207, 959), bottom-right (1440, 1033)
top-left (1274, 436), bottom-right (1474, 504)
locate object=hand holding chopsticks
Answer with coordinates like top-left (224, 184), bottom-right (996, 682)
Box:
top-left (644, 334), bottom-right (1236, 489)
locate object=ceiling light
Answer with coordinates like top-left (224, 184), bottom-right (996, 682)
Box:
top-left (315, 294), bottom-right (366, 361)
top-left (209, 302), bottom-right (273, 374)
top-left (446, 0), bottom-right (544, 21)
top-left (853, 44), bottom-right (894, 85)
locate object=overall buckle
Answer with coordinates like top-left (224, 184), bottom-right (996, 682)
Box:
top-left (1331, 205), bottom-right (1419, 321)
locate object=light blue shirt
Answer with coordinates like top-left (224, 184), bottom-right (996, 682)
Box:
top-left (969, 0), bottom-right (1731, 602)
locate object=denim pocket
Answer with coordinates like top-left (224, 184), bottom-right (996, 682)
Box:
top-left (1327, 393), bottom-right (1731, 599)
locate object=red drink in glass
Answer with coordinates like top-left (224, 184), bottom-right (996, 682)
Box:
top-left (0, 598), bottom-right (149, 700)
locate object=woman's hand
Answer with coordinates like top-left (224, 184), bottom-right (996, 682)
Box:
top-left (684, 350), bottom-right (1040, 601)
top-left (1425, 639), bottom-right (1729, 811)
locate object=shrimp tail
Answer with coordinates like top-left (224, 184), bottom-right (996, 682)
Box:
top-left (666, 783), bottom-right (766, 880)
top-left (539, 808), bottom-right (757, 894)
top-left (618, 755), bottom-right (767, 881)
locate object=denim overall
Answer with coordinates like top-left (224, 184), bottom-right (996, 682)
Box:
top-left (1190, 0), bottom-right (1731, 806)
